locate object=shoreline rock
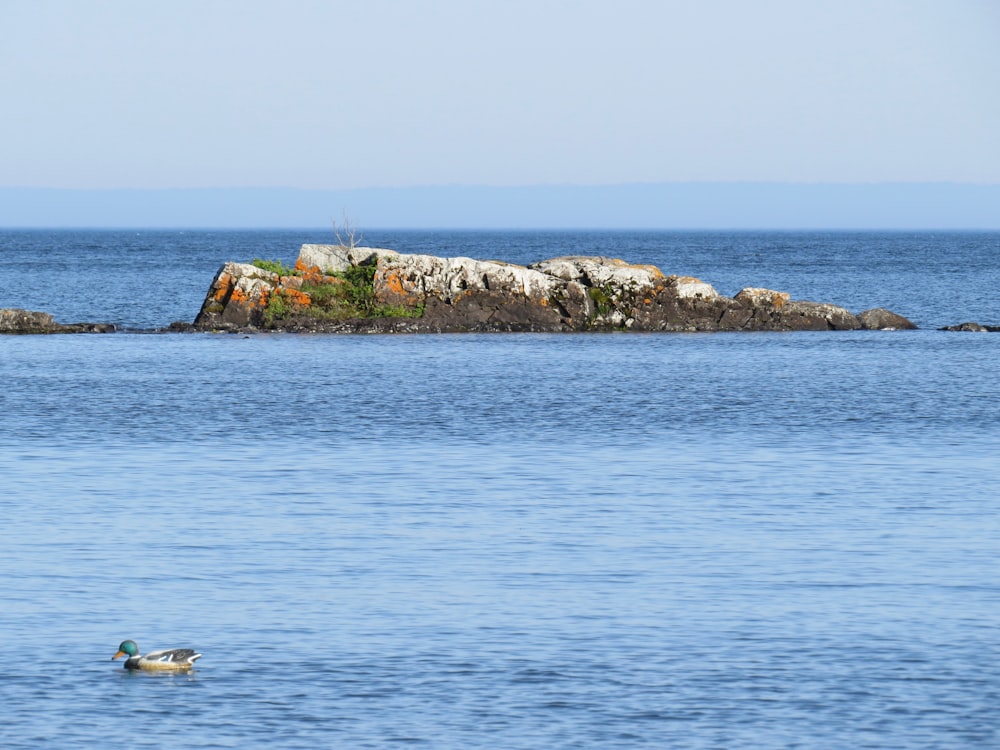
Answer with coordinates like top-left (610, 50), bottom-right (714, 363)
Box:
top-left (0, 308), bottom-right (115, 334)
top-left (191, 244), bottom-right (920, 334)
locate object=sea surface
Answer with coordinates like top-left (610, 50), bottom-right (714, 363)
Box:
top-left (1, 230), bottom-right (998, 749)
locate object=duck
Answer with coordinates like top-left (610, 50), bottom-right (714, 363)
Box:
top-left (111, 640), bottom-right (202, 672)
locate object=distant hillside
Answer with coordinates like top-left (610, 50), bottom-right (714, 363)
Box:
top-left (2, 183), bottom-right (999, 229)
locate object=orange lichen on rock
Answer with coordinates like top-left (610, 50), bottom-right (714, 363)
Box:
top-left (375, 270), bottom-right (423, 308)
top-left (213, 273), bottom-right (234, 301)
top-left (294, 259), bottom-right (332, 285)
top-left (294, 258), bottom-right (319, 274)
top-left (384, 272), bottom-right (406, 297)
top-left (280, 287), bottom-right (312, 307)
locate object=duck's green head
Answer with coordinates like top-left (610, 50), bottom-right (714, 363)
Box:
top-left (112, 640), bottom-right (139, 660)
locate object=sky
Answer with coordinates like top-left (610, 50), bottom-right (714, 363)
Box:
top-left (2, 0), bottom-right (999, 192)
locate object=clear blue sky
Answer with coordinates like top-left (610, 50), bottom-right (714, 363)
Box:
top-left (2, 0), bottom-right (999, 191)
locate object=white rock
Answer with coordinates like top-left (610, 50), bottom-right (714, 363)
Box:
top-left (668, 276), bottom-right (720, 300)
top-left (297, 244), bottom-right (400, 273)
top-left (530, 256), bottom-right (663, 290)
top-left (375, 254), bottom-right (565, 303)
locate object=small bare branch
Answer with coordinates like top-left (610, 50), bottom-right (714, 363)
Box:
top-left (331, 212), bottom-right (363, 250)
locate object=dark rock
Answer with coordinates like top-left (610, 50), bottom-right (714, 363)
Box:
top-left (770, 301), bottom-right (861, 331)
top-left (0, 308), bottom-right (115, 334)
top-left (166, 321), bottom-right (199, 332)
top-left (1, 309), bottom-right (58, 332)
top-left (61, 322), bottom-right (117, 333)
top-left (857, 308), bottom-right (917, 330)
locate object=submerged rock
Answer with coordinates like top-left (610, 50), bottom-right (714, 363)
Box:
top-left (940, 321), bottom-right (999, 332)
top-left (0, 308), bottom-right (115, 334)
top-left (192, 245), bottom-right (918, 334)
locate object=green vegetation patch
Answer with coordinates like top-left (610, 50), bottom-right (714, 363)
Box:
top-left (252, 258), bottom-right (298, 276)
top-left (332, 264), bottom-right (378, 314)
top-left (588, 286), bottom-right (615, 317)
top-left (263, 290), bottom-right (293, 326)
top-left (261, 262), bottom-right (424, 325)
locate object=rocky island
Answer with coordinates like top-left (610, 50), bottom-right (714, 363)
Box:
top-left (15, 241), bottom-right (999, 334)
top-left (190, 243), bottom-right (917, 333)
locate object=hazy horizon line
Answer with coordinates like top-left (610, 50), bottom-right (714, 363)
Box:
top-left (3, 183), bottom-right (999, 230)
top-left (5, 179), bottom-right (1000, 190)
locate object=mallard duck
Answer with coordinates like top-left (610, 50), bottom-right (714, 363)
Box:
top-left (111, 640), bottom-right (202, 672)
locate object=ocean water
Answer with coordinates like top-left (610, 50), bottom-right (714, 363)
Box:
top-left (1, 230), bottom-right (998, 749)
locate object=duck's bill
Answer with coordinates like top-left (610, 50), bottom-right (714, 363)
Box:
top-left (112, 650), bottom-right (126, 660)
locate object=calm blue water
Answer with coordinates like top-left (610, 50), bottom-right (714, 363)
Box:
top-left (1, 230), bottom-right (998, 748)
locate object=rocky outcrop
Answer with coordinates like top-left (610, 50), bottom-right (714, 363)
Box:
top-left (194, 262), bottom-right (290, 329)
top-left (0, 308), bottom-right (115, 334)
top-left (193, 244), bottom-right (918, 334)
